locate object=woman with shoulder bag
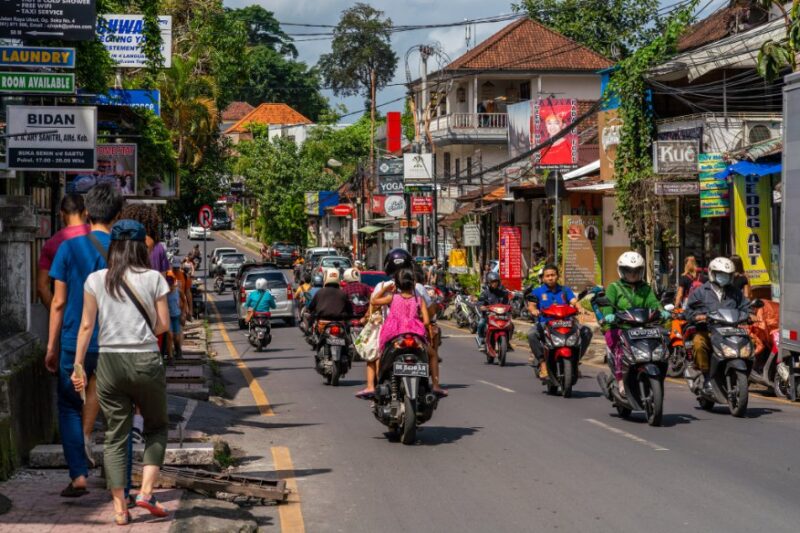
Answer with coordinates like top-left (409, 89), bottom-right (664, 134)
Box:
top-left (71, 220), bottom-right (172, 525)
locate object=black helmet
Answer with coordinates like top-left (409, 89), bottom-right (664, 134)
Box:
top-left (383, 248), bottom-right (413, 276)
top-left (487, 272), bottom-right (500, 284)
top-left (312, 274), bottom-right (324, 287)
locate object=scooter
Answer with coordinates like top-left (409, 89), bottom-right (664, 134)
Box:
top-left (537, 301), bottom-right (583, 397)
top-left (214, 274), bottom-right (225, 295)
top-left (247, 312), bottom-right (272, 352)
top-left (666, 306), bottom-right (691, 378)
top-left (452, 292), bottom-right (473, 329)
top-left (314, 321), bottom-right (352, 386)
top-left (480, 303), bottom-right (514, 366)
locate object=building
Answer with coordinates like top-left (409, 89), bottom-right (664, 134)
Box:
top-left (220, 101), bottom-right (255, 133)
top-left (223, 103), bottom-right (312, 144)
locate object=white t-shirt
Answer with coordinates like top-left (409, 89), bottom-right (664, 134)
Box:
top-left (85, 268), bottom-right (169, 353)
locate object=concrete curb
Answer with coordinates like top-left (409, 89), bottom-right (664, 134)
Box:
top-left (29, 443), bottom-right (215, 468)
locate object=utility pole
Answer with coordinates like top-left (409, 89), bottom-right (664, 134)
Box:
top-left (419, 45), bottom-right (438, 259)
top-left (554, 170), bottom-right (560, 267)
top-left (366, 68), bottom-right (377, 262)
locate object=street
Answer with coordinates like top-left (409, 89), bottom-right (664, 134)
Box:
top-left (204, 231), bottom-right (800, 533)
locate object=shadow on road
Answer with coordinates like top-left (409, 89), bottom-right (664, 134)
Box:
top-left (415, 426), bottom-right (482, 445)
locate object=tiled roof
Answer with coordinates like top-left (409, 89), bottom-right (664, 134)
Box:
top-left (221, 101), bottom-right (255, 122)
top-left (677, 3), bottom-right (769, 53)
top-left (446, 18), bottom-right (612, 72)
top-left (224, 103), bottom-right (312, 134)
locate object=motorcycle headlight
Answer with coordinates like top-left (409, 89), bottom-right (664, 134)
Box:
top-left (549, 334), bottom-right (566, 347)
top-left (651, 345), bottom-right (666, 361)
top-left (721, 344), bottom-right (739, 358)
top-left (632, 345), bottom-right (651, 362)
top-left (565, 332), bottom-right (579, 346)
top-left (739, 343), bottom-right (752, 358)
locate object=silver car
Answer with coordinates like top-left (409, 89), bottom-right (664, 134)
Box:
top-left (217, 253), bottom-right (246, 284)
top-left (236, 270), bottom-right (294, 328)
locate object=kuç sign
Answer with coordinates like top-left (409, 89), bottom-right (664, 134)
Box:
top-left (0, 1), bottom-right (97, 41)
top-left (653, 140), bottom-right (699, 175)
top-left (404, 153), bottom-right (433, 183)
top-left (384, 195), bottom-right (406, 218)
top-left (97, 15), bottom-right (173, 68)
top-left (7, 106), bottom-right (97, 171)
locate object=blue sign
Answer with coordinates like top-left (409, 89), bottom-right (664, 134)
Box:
top-left (0, 46), bottom-right (75, 68)
top-left (318, 191), bottom-right (339, 217)
top-left (78, 89), bottom-right (160, 116)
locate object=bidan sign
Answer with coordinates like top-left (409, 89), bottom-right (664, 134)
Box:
top-left (653, 140), bottom-right (699, 175)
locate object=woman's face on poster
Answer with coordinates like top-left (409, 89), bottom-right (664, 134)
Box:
top-left (545, 115), bottom-right (563, 137)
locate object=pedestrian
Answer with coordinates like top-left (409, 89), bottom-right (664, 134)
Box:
top-left (37, 194), bottom-right (90, 310)
top-left (46, 183), bottom-right (123, 498)
top-left (674, 255), bottom-right (701, 308)
top-left (730, 254), bottom-right (752, 300)
top-left (260, 243), bottom-right (269, 262)
top-left (71, 219), bottom-right (171, 525)
top-left (532, 242), bottom-right (546, 264)
top-left (120, 204), bottom-right (170, 275)
top-left (166, 272), bottom-right (188, 360)
top-left (173, 259), bottom-right (194, 320)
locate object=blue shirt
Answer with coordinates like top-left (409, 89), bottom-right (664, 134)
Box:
top-left (49, 231), bottom-right (110, 351)
top-left (528, 284), bottom-right (576, 324)
top-left (245, 289), bottom-right (276, 313)
top-left (304, 287), bottom-right (320, 308)
top-left (167, 289), bottom-right (182, 317)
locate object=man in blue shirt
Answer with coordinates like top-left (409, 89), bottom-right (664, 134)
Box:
top-left (526, 264), bottom-right (593, 377)
top-left (47, 183), bottom-right (123, 497)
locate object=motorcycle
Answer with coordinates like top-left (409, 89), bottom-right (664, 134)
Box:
top-left (537, 301), bottom-right (583, 397)
top-left (685, 307), bottom-right (754, 417)
top-left (467, 298), bottom-right (482, 334)
top-left (665, 306), bottom-right (691, 378)
top-left (452, 292), bottom-right (473, 329)
top-left (214, 273), bottom-right (225, 294)
top-left (314, 321), bottom-right (352, 386)
top-left (191, 281), bottom-right (204, 319)
top-left (247, 312), bottom-right (272, 352)
top-left (480, 303), bottom-right (513, 366)
top-left (372, 333), bottom-right (439, 445)
top-left (511, 290), bottom-right (530, 320)
top-left (595, 302), bottom-right (669, 427)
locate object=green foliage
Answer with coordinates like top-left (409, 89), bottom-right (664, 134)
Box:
top-left (456, 273), bottom-right (481, 295)
top-left (318, 2), bottom-right (398, 107)
top-left (225, 4), bottom-right (297, 56)
top-left (402, 98), bottom-right (416, 143)
top-left (756, 1), bottom-right (800, 81)
top-left (514, 0), bottom-right (664, 57)
top-left (132, 109), bottom-right (177, 188)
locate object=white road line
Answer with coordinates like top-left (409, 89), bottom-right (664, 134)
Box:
top-left (177, 399), bottom-right (198, 443)
top-left (477, 379), bottom-right (516, 393)
top-left (584, 418), bottom-right (669, 451)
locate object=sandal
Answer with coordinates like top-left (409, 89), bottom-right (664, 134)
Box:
top-left (355, 389), bottom-right (375, 399)
top-left (135, 493), bottom-right (169, 517)
top-left (113, 511), bottom-right (131, 526)
top-left (60, 482), bottom-right (89, 498)
top-left (433, 388), bottom-right (449, 398)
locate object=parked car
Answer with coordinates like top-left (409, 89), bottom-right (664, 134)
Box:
top-left (188, 224), bottom-right (212, 240)
top-left (269, 242), bottom-right (301, 267)
top-left (217, 253), bottom-right (246, 284)
top-left (303, 247), bottom-right (338, 275)
top-left (313, 256), bottom-right (352, 277)
top-left (235, 269), bottom-right (294, 328)
top-left (209, 247), bottom-right (237, 267)
top-left (212, 210), bottom-right (232, 230)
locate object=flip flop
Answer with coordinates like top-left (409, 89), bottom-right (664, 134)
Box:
top-left (433, 388), bottom-right (449, 398)
top-left (355, 389), bottom-right (375, 399)
top-left (135, 494), bottom-right (169, 518)
top-left (113, 511), bottom-right (131, 526)
top-left (60, 483), bottom-right (89, 498)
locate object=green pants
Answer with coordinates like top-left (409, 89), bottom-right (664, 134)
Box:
top-left (96, 351), bottom-right (168, 490)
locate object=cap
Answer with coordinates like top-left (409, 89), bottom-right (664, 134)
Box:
top-left (111, 219), bottom-right (146, 242)
top-left (171, 258), bottom-right (182, 268)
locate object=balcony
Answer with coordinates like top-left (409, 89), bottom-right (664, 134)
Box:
top-left (428, 113), bottom-right (508, 146)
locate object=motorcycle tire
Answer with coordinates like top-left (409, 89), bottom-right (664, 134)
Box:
top-left (400, 395), bottom-right (417, 445)
top-left (698, 397), bottom-right (715, 411)
top-left (615, 405), bottom-right (632, 419)
top-left (666, 346), bottom-right (687, 378)
top-left (285, 316), bottom-right (296, 327)
top-left (238, 318), bottom-right (245, 330)
top-left (331, 361), bottom-right (341, 387)
top-left (546, 383), bottom-right (559, 395)
top-left (773, 371), bottom-right (791, 400)
top-left (216, 283), bottom-right (224, 295)
top-left (728, 370), bottom-right (749, 418)
top-left (643, 376), bottom-right (663, 427)
top-left (562, 358), bottom-right (574, 398)
top-left (498, 336), bottom-right (507, 367)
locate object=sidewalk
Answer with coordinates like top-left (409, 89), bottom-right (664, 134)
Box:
top-left (217, 229), bottom-right (261, 255)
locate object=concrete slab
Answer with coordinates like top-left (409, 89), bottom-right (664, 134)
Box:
top-left (29, 442), bottom-right (215, 468)
top-left (167, 382), bottom-right (210, 401)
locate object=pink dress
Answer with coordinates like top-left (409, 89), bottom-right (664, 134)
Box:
top-left (378, 293), bottom-right (426, 351)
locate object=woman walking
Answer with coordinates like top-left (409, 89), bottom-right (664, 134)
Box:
top-left (71, 220), bottom-right (171, 525)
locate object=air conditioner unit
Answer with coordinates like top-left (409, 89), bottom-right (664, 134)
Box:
top-left (744, 121), bottom-right (782, 145)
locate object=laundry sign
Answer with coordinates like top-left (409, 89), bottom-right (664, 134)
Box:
top-left (653, 140), bottom-right (699, 175)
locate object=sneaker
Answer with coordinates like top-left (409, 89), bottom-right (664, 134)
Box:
top-left (131, 427), bottom-right (144, 444)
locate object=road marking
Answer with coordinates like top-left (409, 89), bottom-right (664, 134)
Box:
top-left (208, 294), bottom-right (274, 416)
top-left (477, 379), bottom-right (516, 393)
top-left (585, 418), bottom-right (669, 451)
top-left (272, 446), bottom-right (306, 533)
top-left (177, 399), bottom-right (197, 438)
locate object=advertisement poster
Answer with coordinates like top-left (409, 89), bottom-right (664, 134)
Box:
top-left (449, 248), bottom-right (468, 274)
top-left (97, 15), bottom-right (172, 67)
top-left (499, 225), bottom-right (522, 290)
top-left (507, 100), bottom-right (532, 158)
top-left (0, 1), bottom-right (97, 41)
top-left (698, 153), bottom-right (730, 218)
top-left (410, 196), bottom-right (433, 215)
top-left (733, 174), bottom-right (771, 285)
top-left (562, 215), bottom-right (603, 289)
top-left (79, 88), bottom-right (161, 115)
top-left (66, 143), bottom-right (137, 196)
top-left (533, 98), bottom-right (577, 166)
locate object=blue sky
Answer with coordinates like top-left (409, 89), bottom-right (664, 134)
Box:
top-left (225, 0), bottom-right (729, 120)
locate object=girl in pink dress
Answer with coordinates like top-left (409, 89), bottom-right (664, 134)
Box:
top-left (374, 269), bottom-right (429, 353)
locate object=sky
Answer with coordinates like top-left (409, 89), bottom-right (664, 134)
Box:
top-left (224, 0), bottom-right (730, 121)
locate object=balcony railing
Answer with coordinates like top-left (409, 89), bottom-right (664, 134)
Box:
top-left (429, 113), bottom-right (508, 132)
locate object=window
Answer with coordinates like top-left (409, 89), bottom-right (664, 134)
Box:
top-left (444, 152), bottom-right (451, 179)
top-left (244, 272), bottom-right (287, 290)
top-left (455, 159), bottom-right (461, 182)
top-left (520, 81), bottom-right (531, 101)
top-left (466, 157), bottom-right (473, 183)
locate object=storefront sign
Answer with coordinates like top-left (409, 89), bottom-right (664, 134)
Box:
top-left (701, 207), bottom-right (730, 218)
top-left (66, 143), bottom-right (137, 196)
top-left (0, 72), bottom-right (75, 94)
top-left (331, 204), bottom-right (352, 217)
top-left (6, 105), bottom-right (96, 171)
top-left (562, 215), bottom-right (602, 289)
top-left (698, 153), bottom-right (729, 218)
top-left (449, 248), bottom-right (469, 274)
top-left (598, 110), bottom-right (621, 181)
top-left (378, 158), bottom-right (404, 176)
top-left (399, 219), bottom-right (420, 229)
top-left (0, 46), bottom-right (75, 68)
top-left (97, 15), bottom-right (172, 67)
top-left (79, 89), bottom-right (161, 115)
top-left (653, 140), bottom-right (698, 175)
top-left (384, 195), bottom-right (406, 218)
top-left (378, 173), bottom-right (404, 194)
top-left (733, 174), bottom-right (772, 285)
top-left (371, 195), bottom-right (386, 215)
top-left (410, 196), bottom-right (433, 215)
top-left (304, 191), bottom-right (338, 217)
top-left (700, 189), bottom-right (729, 200)
top-left (499, 225), bottom-right (522, 290)
top-left (384, 231), bottom-right (399, 241)
top-left (463, 223), bottom-right (480, 247)
top-left (404, 153), bottom-right (433, 184)
top-left (0, 1), bottom-right (97, 41)
top-left (654, 181), bottom-right (699, 196)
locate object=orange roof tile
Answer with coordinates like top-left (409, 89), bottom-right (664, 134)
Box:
top-left (224, 103), bottom-right (312, 134)
top-left (446, 18), bottom-right (612, 72)
top-left (221, 101), bottom-right (255, 122)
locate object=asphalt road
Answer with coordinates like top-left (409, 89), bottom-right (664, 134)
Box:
top-left (192, 230), bottom-right (800, 533)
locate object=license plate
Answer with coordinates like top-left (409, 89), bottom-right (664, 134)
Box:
top-left (393, 362), bottom-right (429, 378)
top-left (550, 320), bottom-right (573, 328)
top-left (716, 327), bottom-right (745, 337)
top-left (628, 328), bottom-right (661, 339)
top-left (327, 337), bottom-right (346, 346)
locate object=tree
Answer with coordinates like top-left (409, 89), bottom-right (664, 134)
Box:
top-left (225, 5), bottom-right (297, 56)
top-left (514, 0), bottom-right (665, 57)
top-left (757, 1), bottom-right (800, 80)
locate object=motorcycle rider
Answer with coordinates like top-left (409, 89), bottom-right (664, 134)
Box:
top-left (342, 268), bottom-right (372, 318)
top-left (684, 256), bottom-right (750, 390)
top-left (307, 268), bottom-right (353, 322)
top-left (598, 252), bottom-right (669, 395)
top-left (244, 278), bottom-right (276, 323)
top-left (294, 273), bottom-right (313, 303)
top-left (526, 264), bottom-right (593, 378)
top-left (475, 272), bottom-right (511, 351)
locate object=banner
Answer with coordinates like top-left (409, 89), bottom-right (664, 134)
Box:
top-left (66, 143), bottom-right (137, 196)
top-left (507, 100), bottom-right (532, 158)
top-left (698, 153), bottom-right (730, 218)
top-left (449, 248), bottom-right (468, 274)
top-left (410, 196), bottom-right (433, 215)
top-left (79, 88), bottom-right (160, 115)
top-left (499, 225), bottom-right (522, 290)
top-left (733, 174), bottom-right (771, 285)
top-left (534, 98), bottom-right (577, 166)
top-left (97, 15), bottom-right (172, 67)
top-left (562, 215), bottom-right (603, 289)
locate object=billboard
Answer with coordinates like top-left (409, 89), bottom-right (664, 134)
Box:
top-left (66, 143), bottom-right (137, 196)
top-left (499, 225), bottom-right (522, 290)
top-left (404, 153), bottom-right (433, 184)
top-left (0, 1), bottom-right (97, 41)
top-left (733, 174), bottom-right (771, 285)
top-left (534, 98), bottom-right (577, 166)
top-left (507, 100), bottom-right (532, 158)
top-left (97, 15), bottom-right (172, 67)
top-left (79, 89), bottom-right (160, 115)
top-left (562, 215), bottom-right (603, 289)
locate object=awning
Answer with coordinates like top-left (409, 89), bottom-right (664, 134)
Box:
top-left (726, 138), bottom-right (782, 162)
top-left (563, 159), bottom-right (600, 181)
top-left (716, 160), bottom-right (782, 179)
top-left (358, 225), bottom-right (385, 234)
top-left (126, 199), bottom-right (168, 205)
top-left (568, 182), bottom-right (615, 192)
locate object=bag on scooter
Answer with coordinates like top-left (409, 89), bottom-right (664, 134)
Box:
top-left (355, 311), bottom-right (383, 362)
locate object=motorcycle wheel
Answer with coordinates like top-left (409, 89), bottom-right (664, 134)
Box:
top-left (331, 361), bottom-right (341, 387)
top-left (698, 397), bottom-right (715, 411)
top-left (667, 346), bottom-right (687, 378)
top-left (561, 358), bottom-right (574, 398)
top-left (498, 336), bottom-right (507, 367)
top-left (546, 382), bottom-right (559, 395)
top-left (642, 376), bottom-right (663, 427)
top-left (615, 405), bottom-right (632, 419)
top-left (320, 348), bottom-right (332, 385)
top-left (728, 370), bottom-right (749, 418)
top-left (400, 395), bottom-right (417, 445)
top-left (773, 371), bottom-right (791, 399)
top-left (216, 284), bottom-right (224, 295)
top-left (238, 318), bottom-right (245, 330)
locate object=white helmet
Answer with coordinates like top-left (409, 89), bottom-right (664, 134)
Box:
top-left (708, 257), bottom-right (735, 286)
top-left (255, 278), bottom-right (268, 291)
top-left (343, 268), bottom-right (360, 283)
top-left (617, 251), bottom-right (645, 283)
top-left (323, 267), bottom-right (341, 287)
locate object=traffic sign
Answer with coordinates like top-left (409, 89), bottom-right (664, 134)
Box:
top-left (198, 205), bottom-right (214, 229)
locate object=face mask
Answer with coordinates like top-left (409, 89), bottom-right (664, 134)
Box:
top-left (715, 273), bottom-right (732, 286)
